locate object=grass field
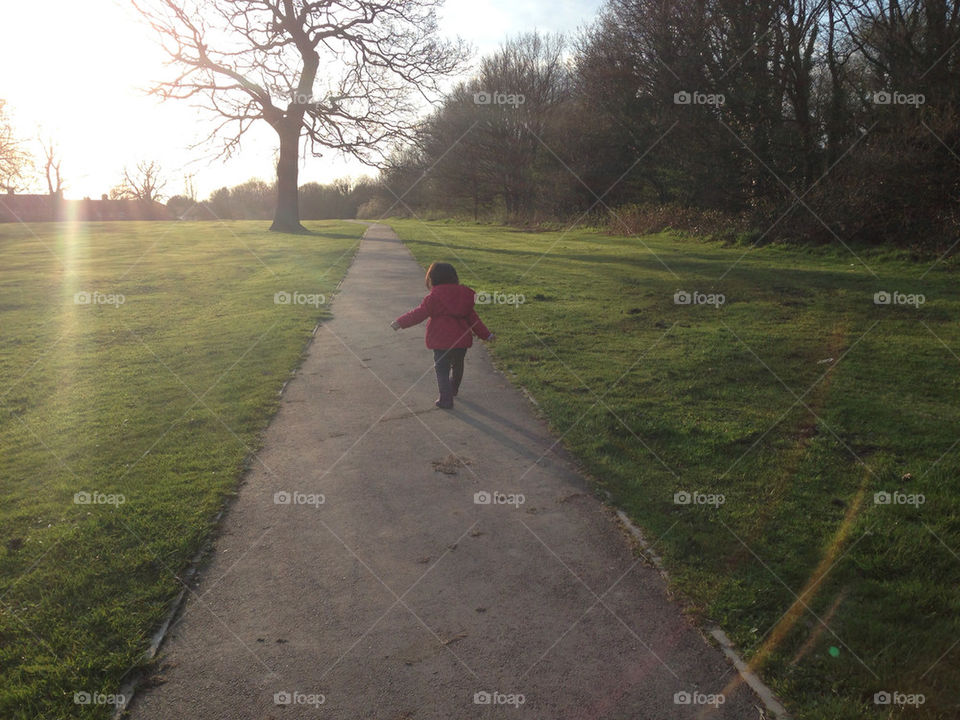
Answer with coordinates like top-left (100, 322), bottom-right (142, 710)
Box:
top-left (2, 216), bottom-right (958, 719)
top-left (0, 220), bottom-right (364, 719)
top-left (387, 218), bottom-right (960, 720)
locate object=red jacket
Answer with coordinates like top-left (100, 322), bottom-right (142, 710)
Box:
top-left (395, 284), bottom-right (492, 349)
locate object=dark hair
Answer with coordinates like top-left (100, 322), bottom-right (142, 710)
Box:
top-left (425, 262), bottom-right (458, 288)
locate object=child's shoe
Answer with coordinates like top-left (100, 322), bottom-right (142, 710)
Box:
top-left (435, 393), bottom-right (454, 409)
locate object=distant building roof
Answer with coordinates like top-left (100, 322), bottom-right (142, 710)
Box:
top-left (0, 194), bottom-right (174, 222)
top-left (0, 194), bottom-right (54, 222)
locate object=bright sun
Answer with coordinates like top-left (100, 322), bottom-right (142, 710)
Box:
top-left (3, 1), bottom-right (174, 196)
top-left (2, 0), bottom-right (286, 199)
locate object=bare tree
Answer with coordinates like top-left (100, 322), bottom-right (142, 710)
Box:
top-left (112, 161), bottom-right (168, 202)
top-left (133, 0), bottom-right (466, 232)
top-left (184, 172), bottom-right (197, 201)
top-left (0, 100), bottom-right (31, 193)
top-left (475, 33), bottom-right (571, 217)
top-left (41, 139), bottom-right (64, 197)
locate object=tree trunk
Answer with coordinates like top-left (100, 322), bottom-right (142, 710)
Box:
top-left (271, 122), bottom-right (306, 233)
top-left (825, 0), bottom-right (845, 167)
top-left (473, 178), bottom-right (478, 222)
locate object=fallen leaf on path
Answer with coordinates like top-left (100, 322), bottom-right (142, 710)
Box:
top-left (431, 454), bottom-right (472, 475)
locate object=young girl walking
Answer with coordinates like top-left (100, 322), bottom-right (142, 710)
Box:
top-left (391, 262), bottom-right (494, 409)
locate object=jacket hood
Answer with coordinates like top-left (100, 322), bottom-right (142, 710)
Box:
top-left (429, 283), bottom-right (476, 316)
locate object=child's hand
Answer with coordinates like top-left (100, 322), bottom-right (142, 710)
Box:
top-left (390, 320), bottom-right (401, 331)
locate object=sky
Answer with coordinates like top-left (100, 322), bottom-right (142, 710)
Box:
top-left (1, 0), bottom-right (604, 200)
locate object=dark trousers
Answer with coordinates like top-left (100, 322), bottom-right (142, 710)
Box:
top-left (433, 348), bottom-right (467, 400)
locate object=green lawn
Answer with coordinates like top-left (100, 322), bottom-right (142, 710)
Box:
top-left (0, 220), bottom-right (364, 719)
top-left (386, 218), bottom-right (960, 720)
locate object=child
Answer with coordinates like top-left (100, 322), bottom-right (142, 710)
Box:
top-left (391, 262), bottom-right (494, 409)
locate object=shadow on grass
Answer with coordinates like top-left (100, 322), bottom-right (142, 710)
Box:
top-left (404, 237), bottom-right (906, 289)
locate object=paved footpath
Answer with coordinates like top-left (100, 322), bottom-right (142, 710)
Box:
top-left (129, 223), bottom-right (766, 719)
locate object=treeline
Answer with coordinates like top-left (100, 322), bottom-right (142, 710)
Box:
top-left (168, 178), bottom-right (377, 221)
top-left (372, 0), bottom-right (960, 249)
